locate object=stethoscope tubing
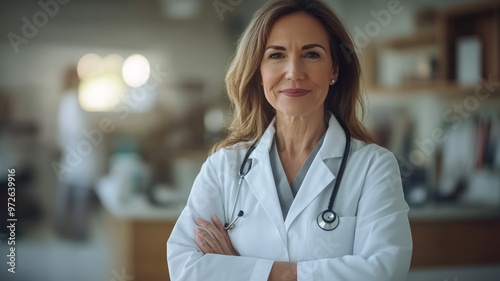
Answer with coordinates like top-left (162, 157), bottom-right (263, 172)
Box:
top-left (225, 113), bottom-right (351, 231)
top-left (326, 112), bottom-right (351, 211)
top-left (224, 144), bottom-right (255, 230)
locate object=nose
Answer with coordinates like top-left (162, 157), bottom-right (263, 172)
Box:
top-left (285, 56), bottom-right (305, 81)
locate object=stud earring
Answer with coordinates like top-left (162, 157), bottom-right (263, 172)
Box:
top-left (330, 79), bottom-right (335, 85)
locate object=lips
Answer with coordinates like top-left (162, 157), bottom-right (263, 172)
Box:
top-left (280, 88), bottom-right (310, 97)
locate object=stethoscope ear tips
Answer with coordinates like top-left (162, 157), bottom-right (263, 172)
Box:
top-left (317, 210), bottom-right (340, 231)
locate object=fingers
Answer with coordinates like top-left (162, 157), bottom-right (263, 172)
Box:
top-left (211, 213), bottom-right (225, 230)
top-left (195, 229), bottom-right (215, 253)
top-left (195, 228), bottom-right (223, 254)
top-left (211, 215), bottom-right (238, 256)
top-left (196, 217), bottom-right (231, 255)
top-left (195, 216), bottom-right (237, 256)
top-left (210, 215), bottom-right (234, 255)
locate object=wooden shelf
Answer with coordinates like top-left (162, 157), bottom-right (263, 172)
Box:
top-left (441, 0), bottom-right (500, 18)
top-left (367, 81), bottom-right (499, 98)
top-left (383, 30), bottom-right (436, 50)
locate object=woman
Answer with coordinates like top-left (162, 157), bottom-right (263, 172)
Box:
top-left (167, 0), bottom-right (412, 280)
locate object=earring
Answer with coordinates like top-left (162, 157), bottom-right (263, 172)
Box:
top-left (330, 79), bottom-right (335, 85)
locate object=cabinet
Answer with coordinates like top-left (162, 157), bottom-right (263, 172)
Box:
top-left (104, 211), bottom-right (176, 281)
top-left (364, 0), bottom-right (500, 97)
top-left (410, 218), bottom-right (500, 268)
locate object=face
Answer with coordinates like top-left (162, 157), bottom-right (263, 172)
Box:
top-left (260, 12), bottom-right (338, 118)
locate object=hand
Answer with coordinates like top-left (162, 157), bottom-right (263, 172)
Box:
top-left (195, 214), bottom-right (239, 256)
top-left (268, 262), bottom-right (297, 281)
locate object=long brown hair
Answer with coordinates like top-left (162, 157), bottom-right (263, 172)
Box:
top-left (211, 0), bottom-right (373, 154)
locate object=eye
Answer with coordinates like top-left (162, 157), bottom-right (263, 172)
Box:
top-left (269, 53), bottom-right (285, 59)
top-left (304, 52), bottom-right (320, 58)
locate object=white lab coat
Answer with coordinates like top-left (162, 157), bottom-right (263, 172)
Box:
top-left (58, 90), bottom-right (100, 188)
top-left (167, 113), bottom-right (412, 281)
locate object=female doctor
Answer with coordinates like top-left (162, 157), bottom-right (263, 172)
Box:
top-left (167, 0), bottom-right (412, 280)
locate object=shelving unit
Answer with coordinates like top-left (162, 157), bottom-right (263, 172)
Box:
top-left (364, 0), bottom-right (500, 96)
top-left (362, 1), bottom-right (500, 269)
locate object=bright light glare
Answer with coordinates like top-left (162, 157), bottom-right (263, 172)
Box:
top-left (79, 75), bottom-right (124, 112)
top-left (122, 54), bottom-right (150, 88)
top-left (77, 53), bottom-right (102, 80)
top-left (103, 54), bottom-right (124, 74)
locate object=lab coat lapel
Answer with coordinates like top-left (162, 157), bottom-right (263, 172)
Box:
top-left (284, 157), bottom-right (335, 229)
top-left (285, 112), bottom-right (346, 229)
top-left (244, 118), bottom-right (288, 240)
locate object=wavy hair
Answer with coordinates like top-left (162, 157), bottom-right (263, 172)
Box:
top-left (210, 0), bottom-right (373, 154)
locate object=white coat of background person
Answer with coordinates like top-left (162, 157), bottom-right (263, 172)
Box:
top-left (55, 67), bottom-right (100, 240)
top-left (167, 0), bottom-right (413, 280)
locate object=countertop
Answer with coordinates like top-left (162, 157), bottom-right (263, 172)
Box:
top-left (96, 180), bottom-right (184, 221)
top-left (409, 203), bottom-right (500, 221)
top-left (96, 180), bottom-right (500, 222)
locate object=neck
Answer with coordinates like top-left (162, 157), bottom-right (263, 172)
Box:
top-left (275, 110), bottom-right (327, 156)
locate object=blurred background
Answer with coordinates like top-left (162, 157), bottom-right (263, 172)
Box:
top-left (0, 0), bottom-right (499, 280)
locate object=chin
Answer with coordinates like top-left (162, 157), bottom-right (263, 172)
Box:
top-left (275, 104), bottom-right (323, 119)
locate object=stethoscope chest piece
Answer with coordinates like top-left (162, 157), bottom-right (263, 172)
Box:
top-left (317, 210), bottom-right (340, 231)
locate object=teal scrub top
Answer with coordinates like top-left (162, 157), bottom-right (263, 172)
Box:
top-left (269, 132), bottom-right (326, 220)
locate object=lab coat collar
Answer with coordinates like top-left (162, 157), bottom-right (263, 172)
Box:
top-left (243, 123), bottom-right (286, 244)
top-left (244, 111), bottom-right (347, 232)
top-left (320, 111), bottom-right (347, 159)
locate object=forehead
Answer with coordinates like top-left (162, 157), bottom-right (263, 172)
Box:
top-left (266, 12), bottom-right (330, 47)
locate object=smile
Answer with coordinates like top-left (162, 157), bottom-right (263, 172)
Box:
top-left (280, 88), bottom-right (310, 97)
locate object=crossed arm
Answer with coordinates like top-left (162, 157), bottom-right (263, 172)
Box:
top-left (194, 214), bottom-right (297, 281)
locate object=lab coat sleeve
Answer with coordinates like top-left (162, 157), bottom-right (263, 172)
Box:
top-left (297, 150), bottom-right (412, 281)
top-left (167, 153), bottom-right (274, 281)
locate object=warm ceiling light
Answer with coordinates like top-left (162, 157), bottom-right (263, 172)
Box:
top-left (122, 54), bottom-right (150, 88)
top-left (77, 53), bottom-right (102, 80)
top-left (79, 75), bottom-right (124, 112)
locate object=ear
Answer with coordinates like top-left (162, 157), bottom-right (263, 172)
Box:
top-left (331, 64), bottom-right (339, 81)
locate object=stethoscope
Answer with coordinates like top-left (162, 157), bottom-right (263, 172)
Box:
top-left (224, 114), bottom-right (351, 231)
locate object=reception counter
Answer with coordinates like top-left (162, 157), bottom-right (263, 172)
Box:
top-left (96, 183), bottom-right (500, 280)
top-left (97, 184), bottom-right (182, 281)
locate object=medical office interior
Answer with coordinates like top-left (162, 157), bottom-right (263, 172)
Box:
top-left (0, 0), bottom-right (499, 280)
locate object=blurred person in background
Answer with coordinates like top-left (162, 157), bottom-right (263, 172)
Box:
top-left (54, 66), bottom-right (98, 241)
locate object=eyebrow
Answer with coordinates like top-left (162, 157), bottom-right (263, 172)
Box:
top-left (264, 43), bottom-right (326, 52)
